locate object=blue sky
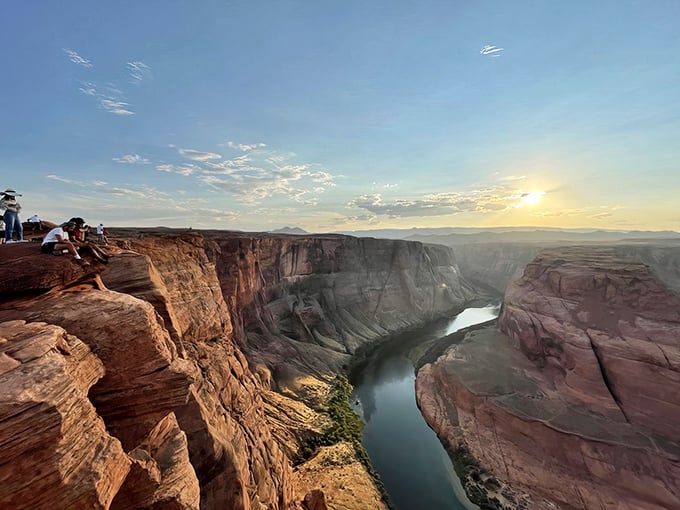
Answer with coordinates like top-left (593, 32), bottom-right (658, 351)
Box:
top-left (1, 1), bottom-right (679, 231)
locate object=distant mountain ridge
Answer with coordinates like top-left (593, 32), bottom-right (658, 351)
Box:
top-left (336, 227), bottom-right (680, 244)
top-left (269, 226), bottom-right (308, 235)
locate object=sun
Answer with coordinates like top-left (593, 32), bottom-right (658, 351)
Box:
top-left (520, 191), bottom-right (545, 206)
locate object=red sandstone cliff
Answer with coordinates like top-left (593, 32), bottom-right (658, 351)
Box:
top-left (417, 246), bottom-right (680, 509)
top-left (0, 230), bottom-right (471, 509)
top-left (209, 233), bottom-right (473, 386)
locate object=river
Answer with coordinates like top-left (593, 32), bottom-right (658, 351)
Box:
top-left (349, 305), bottom-right (500, 510)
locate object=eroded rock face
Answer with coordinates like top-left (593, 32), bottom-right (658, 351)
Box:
top-left (501, 247), bottom-right (680, 438)
top-left (417, 246), bottom-right (680, 509)
top-left (0, 320), bottom-right (130, 509)
top-left (0, 235), bottom-right (294, 510)
top-left (1, 230), bottom-right (474, 510)
top-left (102, 234), bottom-right (293, 509)
top-left (212, 234), bottom-right (473, 383)
top-left (111, 412), bottom-right (200, 510)
top-left (11, 289), bottom-right (197, 451)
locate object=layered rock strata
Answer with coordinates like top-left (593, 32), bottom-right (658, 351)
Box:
top-left (1, 230), bottom-right (471, 509)
top-left (0, 319), bottom-right (130, 509)
top-left (210, 233), bottom-right (473, 384)
top-left (417, 246), bottom-right (680, 510)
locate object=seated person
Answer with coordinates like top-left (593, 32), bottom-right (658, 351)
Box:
top-left (66, 217), bottom-right (109, 262)
top-left (72, 224), bottom-right (88, 242)
top-left (41, 221), bottom-right (90, 265)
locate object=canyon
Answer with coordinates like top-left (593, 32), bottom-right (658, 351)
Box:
top-left (0, 230), bottom-right (474, 509)
top-left (2, 229), bottom-right (679, 510)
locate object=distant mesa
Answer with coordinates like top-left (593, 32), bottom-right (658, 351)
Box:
top-left (269, 226), bottom-right (308, 235)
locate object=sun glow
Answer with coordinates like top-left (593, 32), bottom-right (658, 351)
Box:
top-left (520, 191), bottom-right (545, 206)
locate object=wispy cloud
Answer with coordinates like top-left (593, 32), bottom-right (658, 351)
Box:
top-left (140, 141), bottom-right (338, 205)
top-left (349, 187), bottom-right (515, 218)
top-left (47, 174), bottom-right (81, 185)
top-left (227, 141), bottom-right (267, 152)
top-left (113, 154), bottom-right (150, 164)
top-left (79, 82), bottom-right (97, 95)
top-left (203, 155), bottom-right (255, 175)
top-left (480, 45), bottom-right (504, 57)
top-left (371, 182), bottom-right (399, 190)
top-left (179, 148), bottom-right (222, 161)
top-left (530, 205), bottom-right (622, 219)
top-left (68, 50), bottom-right (139, 115)
top-left (591, 211), bottom-right (613, 220)
top-left (63, 48), bottom-right (93, 67)
top-left (156, 164), bottom-right (199, 176)
top-left (499, 175), bottom-right (526, 181)
top-left (126, 61), bottom-right (151, 82)
top-left (200, 162), bottom-right (335, 205)
top-left (42, 174), bottom-right (240, 226)
top-left (100, 98), bottom-right (135, 115)
top-left (78, 80), bottom-right (135, 115)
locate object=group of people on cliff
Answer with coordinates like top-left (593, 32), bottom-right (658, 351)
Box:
top-left (39, 218), bottom-right (109, 266)
top-left (1, 188), bottom-right (109, 265)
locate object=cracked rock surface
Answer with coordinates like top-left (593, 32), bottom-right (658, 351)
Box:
top-left (417, 246), bottom-right (680, 510)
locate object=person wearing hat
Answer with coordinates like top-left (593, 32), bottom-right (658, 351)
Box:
top-left (0, 189), bottom-right (23, 243)
top-left (40, 221), bottom-right (90, 266)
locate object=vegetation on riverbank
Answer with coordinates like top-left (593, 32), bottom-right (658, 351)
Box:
top-left (302, 374), bottom-right (394, 508)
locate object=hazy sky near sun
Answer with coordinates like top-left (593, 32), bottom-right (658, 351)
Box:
top-left (1, 1), bottom-right (679, 232)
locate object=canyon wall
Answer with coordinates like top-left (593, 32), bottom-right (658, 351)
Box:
top-left (417, 245), bottom-right (680, 509)
top-left (206, 233), bottom-right (474, 389)
top-left (451, 241), bottom-right (680, 297)
top-left (0, 231), bottom-right (472, 509)
top-left (450, 243), bottom-right (542, 295)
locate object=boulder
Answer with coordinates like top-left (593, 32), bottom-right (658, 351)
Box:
top-left (0, 320), bottom-right (130, 509)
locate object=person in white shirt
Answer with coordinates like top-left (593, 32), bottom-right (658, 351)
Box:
top-left (40, 221), bottom-right (89, 266)
top-left (96, 223), bottom-right (108, 244)
top-left (27, 214), bottom-right (42, 231)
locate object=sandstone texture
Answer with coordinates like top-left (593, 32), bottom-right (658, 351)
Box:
top-left (210, 233), bottom-right (473, 384)
top-left (1, 229), bottom-right (473, 509)
top-left (417, 246), bottom-right (680, 509)
top-left (0, 241), bottom-right (104, 297)
top-left (0, 319), bottom-right (130, 509)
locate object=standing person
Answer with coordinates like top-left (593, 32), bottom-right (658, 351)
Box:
top-left (96, 223), bottom-right (107, 244)
top-left (41, 221), bottom-right (89, 265)
top-left (0, 189), bottom-right (23, 243)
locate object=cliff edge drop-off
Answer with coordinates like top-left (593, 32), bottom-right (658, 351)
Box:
top-left (0, 230), bottom-right (474, 510)
top-left (2, 231), bottom-right (679, 509)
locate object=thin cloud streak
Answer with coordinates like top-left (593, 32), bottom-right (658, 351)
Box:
top-left (156, 164), bottom-right (199, 176)
top-left (126, 61), bottom-right (151, 82)
top-left (179, 148), bottom-right (222, 161)
top-left (113, 154), bottom-right (150, 164)
top-left (63, 48), bottom-right (93, 67)
top-left (480, 44), bottom-right (504, 57)
top-left (227, 141), bottom-right (267, 152)
top-left (100, 98), bottom-right (135, 115)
